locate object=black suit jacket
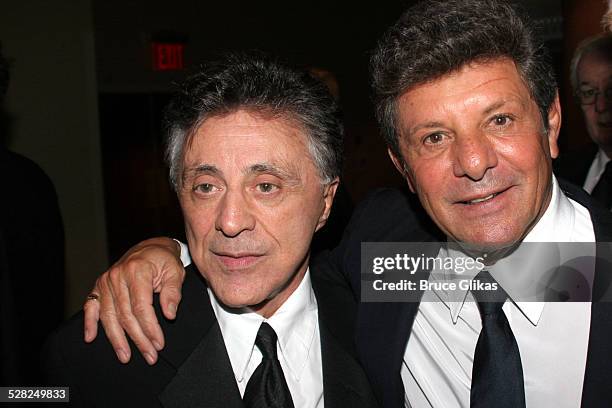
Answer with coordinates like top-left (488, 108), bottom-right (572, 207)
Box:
top-left (0, 149), bottom-right (65, 385)
top-left (44, 263), bottom-right (378, 408)
top-left (327, 182), bottom-right (612, 408)
top-left (554, 144), bottom-right (598, 188)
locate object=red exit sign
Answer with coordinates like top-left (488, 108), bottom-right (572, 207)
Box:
top-left (151, 42), bottom-right (184, 71)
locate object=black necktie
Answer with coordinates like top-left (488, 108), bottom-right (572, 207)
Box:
top-left (591, 161), bottom-right (612, 209)
top-left (470, 271), bottom-right (526, 408)
top-left (243, 322), bottom-right (295, 408)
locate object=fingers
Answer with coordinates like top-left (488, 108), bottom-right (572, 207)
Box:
top-left (97, 272), bottom-right (133, 364)
top-left (159, 261), bottom-right (187, 320)
top-left (109, 263), bottom-right (159, 365)
top-left (129, 268), bottom-right (165, 351)
top-left (83, 280), bottom-right (101, 343)
top-left (86, 237), bottom-right (184, 366)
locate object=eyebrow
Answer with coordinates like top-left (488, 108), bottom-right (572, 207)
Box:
top-left (482, 100), bottom-right (509, 116)
top-left (248, 163), bottom-right (300, 183)
top-left (409, 121), bottom-right (445, 136)
top-left (182, 164), bottom-right (222, 184)
top-left (182, 162), bottom-right (301, 183)
top-left (579, 77), bottom-right (612, 86)
top-left (406, 99), bottom-right (521, 137)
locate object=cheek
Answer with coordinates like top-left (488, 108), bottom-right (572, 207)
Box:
top-left (410, 158), bottom-right (450, 204)
top-left (582, 107), bottom-right (599, 127)
top-left (497, 135), bottom-right (548, 171)
top-left (262, 196), bottom-right (322, 250)
top-left (181, 204), bottom-right (216, 245)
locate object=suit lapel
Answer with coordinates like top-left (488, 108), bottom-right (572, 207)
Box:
top-left (156, 265), bottom-right (243, 408)
top-left (356, 281), bottom-right (424, 408)
top-left (312, 266), bottom-right (379, 407)
top-left (159, 323), bottom-right (243, 408)
top-left (560, 182), bottom-right (612, 406)
top-left (356, 241), bottom-right (440, 408)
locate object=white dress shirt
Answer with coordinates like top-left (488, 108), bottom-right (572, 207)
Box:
top-left (583, 148), bottom-right (611, 194)
top-left (402, 176), bottom-right (596, 408)
top-left (175, 245), bottom-right (324, 408)
top-left (209, 269), bottom-right (323, 407)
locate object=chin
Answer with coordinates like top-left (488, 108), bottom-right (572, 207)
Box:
top-left (456, 228), bottom-right (523, 253)
top-left (211, 284), bottom-right (269, 310)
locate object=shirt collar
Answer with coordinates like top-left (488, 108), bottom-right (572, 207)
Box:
top-left (208, 268), bottom-right (318, 383)
top-left (439, 176), bottom-right (574, 326)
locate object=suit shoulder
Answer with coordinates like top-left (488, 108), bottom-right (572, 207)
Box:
top-left (348, 187), bottom-right (440, 242)
top-left (43, 310), bottom-right (156, 377)
top-left (43, 307), bottom-right (175, 406)
top-left (554, 144), bottom-right (597, 186)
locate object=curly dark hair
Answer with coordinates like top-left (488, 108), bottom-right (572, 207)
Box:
top-left (371, 0), bottom-right (557, 160)
top-left (164, 51), bottom-right (343, 190)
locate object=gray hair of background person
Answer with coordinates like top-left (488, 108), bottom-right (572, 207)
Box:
top-left (570, 34), bottom-right (612, 94)
top-left (164, 52), bottom-right (344, 191)
top-left (370, 0), bottom-right (558, 162)
top-left (0, 43), bottom-right (9, 102)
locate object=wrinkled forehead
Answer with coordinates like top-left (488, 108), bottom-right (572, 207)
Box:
top-left (396, 59), bottom-right (531, 122)
top-left (181, 110), bottom-right (315, 181)
top-left (579, 49), bottom-right (612, 75)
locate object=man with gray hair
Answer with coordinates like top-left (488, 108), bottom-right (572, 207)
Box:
top-left (44, 52), bottom-right (377, 408)
top-left (82, 1), bottom-right (612, 407)
top-left (558, 35), bottom-right (612, 209)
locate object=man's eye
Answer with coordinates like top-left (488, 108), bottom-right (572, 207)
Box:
top-left (257, 183), bottom-right (278, 193)
top-left (194, 183), bottom-right (217, 193)
top-left (492, 115), bottom-right (512, 127)
top-left (582, 89), bottom-right (596, 97)
top-left (424, 133), bottom-right (445, 145)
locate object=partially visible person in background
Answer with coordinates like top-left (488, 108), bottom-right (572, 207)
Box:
top-left (557, 34), bottom-right (612, 209)
top-left (0, 42), bottom-right (65, 385)
top-left (605, 1), bottom-right (612, 32)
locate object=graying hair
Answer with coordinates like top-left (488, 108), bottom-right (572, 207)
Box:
top-left (164, 52), bottom-right (343, 191)
top-left (570, 34), bottom-right (612, 92)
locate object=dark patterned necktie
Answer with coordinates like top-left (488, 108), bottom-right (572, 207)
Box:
top-left (243, 322), bottom-right (295, 408)
top-left (470, 271), bottom-right (526, 408)
top-left (591, 161), bottom-right (612, 209)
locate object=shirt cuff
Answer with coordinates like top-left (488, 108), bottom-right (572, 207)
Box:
top-left (173, 239), bottom-right (192, 267)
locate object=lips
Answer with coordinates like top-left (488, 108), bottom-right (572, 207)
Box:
top-left (455, 187), bottom-right (510, 205)
top-left (212, 251), bottom-right (265, 270)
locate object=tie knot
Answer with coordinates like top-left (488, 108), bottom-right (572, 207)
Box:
top-left (255, 322), bottom-right (278, 360)
top-left (471, 270), bottom-right (507, 316)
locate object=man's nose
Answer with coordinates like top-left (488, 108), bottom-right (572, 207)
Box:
top-left (215, 190), bottom-right (256, 237)
top-left (451, 132), bottom-right (498, 181)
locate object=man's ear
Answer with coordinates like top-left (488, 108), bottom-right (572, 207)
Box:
top-left (546, 92), bottom-right (562, 159)
top-left (388, 148), bottom-right (416, 193)
top-left (315, 177), bottom-right (339, 232)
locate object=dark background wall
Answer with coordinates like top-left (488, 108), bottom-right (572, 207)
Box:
top-left (0, 1), bottom-right (107, 315)
top-left (0, 0), bottom-right (607, 315)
